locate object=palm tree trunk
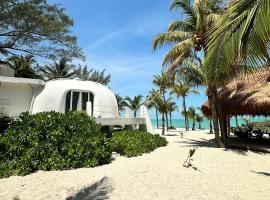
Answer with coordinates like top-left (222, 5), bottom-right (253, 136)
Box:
top-left (208, 86), bottom-right (223, 147)
top-left (182, 96), bottom-right (188, 131)
top-left (169, 112), bottom-right (172, 128)
top-left (192, 119), bottom-right (195, 130)
top-left (155, 107), bottom-right (159, 129)
top-left (209, 118), bottom-right (213, 134)
top-left (235, 115), bottom-right (238, 127)
top-left (165, 112), bottom-right (169, 131)
top-left (134, 111), bottom-right (136, 118)
top-left (162, 113), bottom-right (165, 135)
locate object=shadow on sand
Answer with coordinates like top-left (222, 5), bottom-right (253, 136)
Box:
top-left (175, 138), bottom-right (218, 148)
top-left (66, 177), bottom-right (112, 200)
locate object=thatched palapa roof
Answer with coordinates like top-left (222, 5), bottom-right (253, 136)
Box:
top-left (201, 69), bottom-right (270, 117)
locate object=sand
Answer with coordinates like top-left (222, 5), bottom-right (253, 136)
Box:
top-left (1, 129), bottom-right (270, 200)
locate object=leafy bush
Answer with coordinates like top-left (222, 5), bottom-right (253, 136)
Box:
top-left (109, 130), bottom-right (167, 157)
top-left (0, 111), bottom-right (112, 178)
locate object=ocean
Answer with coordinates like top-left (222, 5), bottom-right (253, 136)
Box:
top-left (151, 117), bottom-right (269, 129)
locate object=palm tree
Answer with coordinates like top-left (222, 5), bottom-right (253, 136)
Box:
top-left (8, 55), bottom-right (39, 79)
top-left (145, 89), bottom-right (160, 129)
top-left (75, 65), bottom-right (111, 85)
top-left (195, 113), bottom-right (203, 130)
top-left (167, 101), bottom-right (178, 128)
top-left (187, 107), bottom-right (196, 130)
top-left (38, 57), bottom-right (75, 80)
top-left (205, 0), bottom-right (270, 71)
top-left (152, 0), bottom-right (225, 146)
top-left (154, 94), bottom-right (172, 135)
top-left (172, 79), bottom-right (198, 131)
top-left (115, 94), bottom-right (126, 116)
top-left (125, 95), bottom-right (143, 117)
top-left (152, 0), bottom-right (221, 68)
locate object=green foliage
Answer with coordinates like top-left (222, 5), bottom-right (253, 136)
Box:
top-left (0, 111), bottom-right (111, 178)
top-left (0, 0), bottom-right (83, 59)
top-left (109, 130), bottom-right (167, 157)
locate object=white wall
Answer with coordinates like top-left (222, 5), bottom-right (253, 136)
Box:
top-left (0, 83), bottom-right (35, 117)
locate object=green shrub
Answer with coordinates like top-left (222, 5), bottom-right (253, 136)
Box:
top-left (109, 130), bottom-right (167, 157)
top-left (0, 111), bottom-right (112, 178)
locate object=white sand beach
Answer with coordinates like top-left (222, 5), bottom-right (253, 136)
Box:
top-left (1, 129), bottom-right (270, 200)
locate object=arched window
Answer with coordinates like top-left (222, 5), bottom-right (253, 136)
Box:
top-left (65, 90), bottom-right (94, 115)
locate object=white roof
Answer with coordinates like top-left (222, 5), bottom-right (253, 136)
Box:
top-left (0, 76), bottom-right (44, 85)
top-left (31, 79), bottom-right (118, 118)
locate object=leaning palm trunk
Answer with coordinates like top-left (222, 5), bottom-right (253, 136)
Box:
top-left (165, 112), bottom-right (169, 131)
top-left (155, 107), bottom-right (159, 129)
top-left (169, 112), bottom-right (172, 128)
top-left (182, 96), bottom-right (189, 131)
top-left (208, 86), bottom-right (223, 147)
top-left (209, 119), bottom-right (213, 134)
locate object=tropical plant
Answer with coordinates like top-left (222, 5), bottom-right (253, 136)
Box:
top-left (109, 130), bottom-right (167, 157)
top-left (195, 113), bottom-right (204, 130)
top-left (125, 95), bottom-right (144, 117)
top-left (7, 55), bottom-right (39, 78)
top-left (167, 101), bottom-right (178, 128)
top-left (171, 78), bottom-right (198, 131)
top-left (0, 111), bottom-right (111, 178)
top-left (115, 94), bottom-right (126, 115)
top-left (187, 106), bottom-right (196, 130)
top-left (145, 89), bottom-right (160, 129)
top-left (205, 0), bottom-right (270, 71)
top-left (75, 65), bottom-right (111, 85)
top-left (0, 0), bottom-right (82, 60)
top-left (38, 57), bottom-right (76, 80)
top-left (152, 0), bottom-right (222, 68)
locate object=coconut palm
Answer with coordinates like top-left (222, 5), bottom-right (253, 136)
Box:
top-left (187, 106), bottom-right (196, 130)
top-left (154, 94), bottom-right (172, 135)
top-left (38, 57), bottom-right (75, 80)
top-left (172, 78), bottom-right (198, 131)
top-left (125, 95), bottom-right (144, 118)
top-left (153, 72), bottom-right (172, 100)
top-left (195, 113), bottom-right (204, 130)
top-left (205, 0), bottom-right (270, 71)
top-left (145, 89), bottom-right (160, 129)
top-left (152, 0), bottom-right (222, 68)
top-left (76, 65), bottom-right (111, 85)
top-left (167, 101), bottom-right (178, 128)
top-left (115, 94), bottom-right (126, 115)
top-left (7, 55), bottom-right (39, 79)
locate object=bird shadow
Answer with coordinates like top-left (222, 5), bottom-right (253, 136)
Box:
top-left (250, 170), bottom-right (270, 177)
top-left (66, 177), bottom-right (112, 200)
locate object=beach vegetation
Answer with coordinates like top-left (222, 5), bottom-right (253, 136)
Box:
top-left (0, 111), bottom-right (111, 178)
top-left (109, 130), bottom-right (167, 157)
top-left (124, 95), bottom-right (144, 118)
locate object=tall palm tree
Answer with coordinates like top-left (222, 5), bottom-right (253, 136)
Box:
top-left (152, 0), bottom-right (225, 146)
top-left (8, 55), bottom-right (39, 79)
top-left (167, 101), bottom-right (178, 128)
top-left (187, 106), bottom-right (196, 130)
top-left (115, 94), bottom-right (126, 116)
top-left (125, 95), bottom-right (144, 117)
top-left (172, 79), bottom-right (198, 131)
top-left (38, 57), bottom-right (75, 80)
top-left (145, 89), bottom-right (160, 129)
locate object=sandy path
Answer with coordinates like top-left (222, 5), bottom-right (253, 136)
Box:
top-left (1, 130), bottom-right (270, 200)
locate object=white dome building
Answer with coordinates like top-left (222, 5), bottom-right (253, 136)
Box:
top-left (30, 79), bottom-right (118, 118)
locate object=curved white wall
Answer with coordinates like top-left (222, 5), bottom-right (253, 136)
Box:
top-left (31, 79), bottom-right (118, 118)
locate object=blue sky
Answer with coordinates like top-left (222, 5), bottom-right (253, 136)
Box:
top-left (50, 0), bottom-right (207, 119)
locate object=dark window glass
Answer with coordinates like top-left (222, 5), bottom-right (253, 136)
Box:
top-left (90, 93), bottom-right (94, 116)
top-left (65, 91), bottom-right (71, 112)
top-left (72, 92), bottom-right (80, 111)
top-left (82, 92), bottom-right (88, 111)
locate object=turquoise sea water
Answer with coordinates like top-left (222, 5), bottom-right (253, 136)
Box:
top-left (151, 117), bottom-right (270, 129)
